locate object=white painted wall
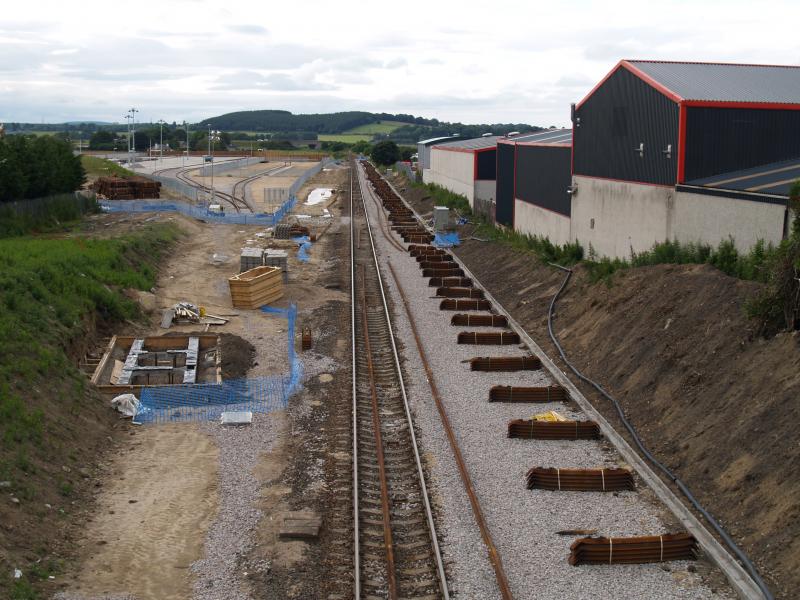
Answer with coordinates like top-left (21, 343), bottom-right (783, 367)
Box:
top-left (475, 180), bottom-right (496, 203)
top-left (514, 200), bottom-right (572, 246)
top-left (672, 191), bottom-right (786, 251)
top-left (425, 149), bottom-right (475, 205)
top-left (571, 176), bottom-right (672, 259)
top-left (571, 175), bottom-right (789, 259)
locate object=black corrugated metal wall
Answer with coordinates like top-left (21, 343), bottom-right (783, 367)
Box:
top-left (515, 145), bottom-right (572, 216)
top-left (476, 148), bottom-right (497, 180)
top-left (684, 107), bottom-right (800, 181)
top-left (574, 67), bottom-right (678, 184)
top-left (495, 144), bottom-right (515, 226)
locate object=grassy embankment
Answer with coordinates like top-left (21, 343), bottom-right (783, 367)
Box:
top-left (0, 221), bottom-right (180, 598)
top-left (80, 155), bottom-right (136, 179)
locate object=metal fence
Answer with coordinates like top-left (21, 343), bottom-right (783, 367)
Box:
top-left (101, 198), bottom-right (297, 225)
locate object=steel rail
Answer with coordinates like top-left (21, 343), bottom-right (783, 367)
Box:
top-left (358, 262), bottom-right (399, 599)
top-left (387, 262), bottom-right (515, 600)
top-left (350, 164), bottom-right (361, 600)
top-left (354, 160), bottom-right (450, 599)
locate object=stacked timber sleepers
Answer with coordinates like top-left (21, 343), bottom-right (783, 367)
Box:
top-left (451, 314), bottom-right (506, 326)
top-left (92, 176), bottom-right (161, 200)
top-left (489, 385), bottom-right (568, 402)
top-left (569, 534), bottom-right (698, 566)
top-left (457, 331), bottom-right (520, 345)
top-left (440, 298), bottom-right (492, 311)
top-left (507, 419), bottom-right (601, 440)
top-left (526, 467), bottom-right (635, 492)
top-left (470, 356), bottom-right (540, 371)
top-left (228, 265), bottom-right (283, 309)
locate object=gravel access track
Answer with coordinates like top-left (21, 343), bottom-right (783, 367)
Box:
top-left (357, 165), bottom-right (730, 600)
top-left (191, 413), bottom-right (281, 600)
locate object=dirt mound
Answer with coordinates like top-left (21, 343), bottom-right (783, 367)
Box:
top-left (452, 234), bottom-right (800, 598)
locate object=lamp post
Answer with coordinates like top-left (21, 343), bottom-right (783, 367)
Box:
top-left (158, 119), bottom-right (164, 166)
top-left (207, 126), bottom-right (221, 205)
top-left (184, 120), bottom-right (189, 167)
top-left (128, 107), bottom-right (138, 166)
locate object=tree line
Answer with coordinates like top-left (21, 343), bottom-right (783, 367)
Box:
top-left (0, 135), bottom-right (84, 202)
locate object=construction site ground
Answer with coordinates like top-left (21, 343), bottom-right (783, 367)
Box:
top-left (52, 165), bottom-right (352, 599)
top-left (395, 175), bottom-right (800, 599)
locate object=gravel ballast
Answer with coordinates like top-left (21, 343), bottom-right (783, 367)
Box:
top-left (358, 167), bottom-right (732, 599)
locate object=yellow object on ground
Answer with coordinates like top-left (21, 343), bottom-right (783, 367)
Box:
top-left (530, 410), bottom-right (568, 422)
top-left (199, 306), bottom-right (207, 317)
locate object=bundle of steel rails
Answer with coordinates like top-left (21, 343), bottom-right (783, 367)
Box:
top-left (526, 467), bottom-right (635, 491)
top-left (489, 385), bottom-right (568, 402)
top-left (569, 533), bottom-right (698, 566)
top-left (470, 356), bottom-right (541, 371)
top-left (507, 419), bottom-right (601, 439)
top-left (451, 314), bottom-right (507, 326)
top-left (457, 331), bottom-right (521, 345)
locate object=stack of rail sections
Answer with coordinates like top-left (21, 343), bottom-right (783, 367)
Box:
top-left (91, 176), bottom-right (161, 199)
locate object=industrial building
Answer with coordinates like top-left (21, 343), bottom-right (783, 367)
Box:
top-left (571, 60), bottom-right (800, 258)
top-left (417, 135), bottom-right (462, 172)
top-left (424, 131), bottom-right (556, 215)
top-left (495, 129), bottom-right (573, 243)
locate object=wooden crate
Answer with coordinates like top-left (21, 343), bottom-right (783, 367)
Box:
top-left (228, 265), bottom-right (283, 309)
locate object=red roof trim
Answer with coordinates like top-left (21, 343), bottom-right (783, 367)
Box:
top-left (576, 60), bottom-right (683, 110)
top-left (683, 100), bottom-right (800, 110)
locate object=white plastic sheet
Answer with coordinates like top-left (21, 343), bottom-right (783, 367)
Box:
top-left (111, 394), bottom-right (140, 417)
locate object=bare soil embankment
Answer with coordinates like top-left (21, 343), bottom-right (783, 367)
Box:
top-left (449, 234), bottom-right (800, 598)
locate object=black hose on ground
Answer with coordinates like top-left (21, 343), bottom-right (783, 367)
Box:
top-left (547, 263), bottom-right (774, 600)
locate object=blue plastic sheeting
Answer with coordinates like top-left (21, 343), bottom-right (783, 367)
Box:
top-left (135, 303), bottom-right (302, 424)
top-left (433, 232), bottom-right (460, 247)
top-left (292, 235), bottom-right (312, 262)
top-left (101, 196), bottom-right (296, 226)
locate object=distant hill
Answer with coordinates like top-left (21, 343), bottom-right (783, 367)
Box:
top-left (200, 110), bottom-right (542, 143)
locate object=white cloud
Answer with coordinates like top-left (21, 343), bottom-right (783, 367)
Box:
top-left (1, 0), bottom-right (799, 126)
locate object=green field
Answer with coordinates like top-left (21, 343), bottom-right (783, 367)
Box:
top-left (318, 134), bottom-right (373, 143)
top-left (81, 155), bottom-right (136, 178)
top-left (343, 120), bottom-right (410, 135)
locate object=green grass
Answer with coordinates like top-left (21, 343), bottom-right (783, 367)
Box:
top-left (411, 181), bottom-right (473, 215)
top-left (81, 155), bottom-right (136, 178)
top-left (343, 120), bottom-right (410, 135)
top-left (472, 219), bottom-right (585, 266)
top-left (0, 223), bottom-right (181, 449)
top-left (584, 238), bottom-right (774, 283)
top-left (318, 134), bottom-right (373, 143)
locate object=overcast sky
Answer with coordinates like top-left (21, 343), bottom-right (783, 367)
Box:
top-left (1, 0), bottom-right (799, 127)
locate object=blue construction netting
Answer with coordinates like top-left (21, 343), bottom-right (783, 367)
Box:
top-left (134, 304), bottom-right (301, 424)
top-left (433, 232), bottom-right (461, 247)
top-left (292, 235), bottom-right (312, 262)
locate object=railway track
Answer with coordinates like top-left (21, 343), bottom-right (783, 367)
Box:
top-left (153, 159), bottom-right (287, 213)
top-left (349, 160), bottom-right (449, 599)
